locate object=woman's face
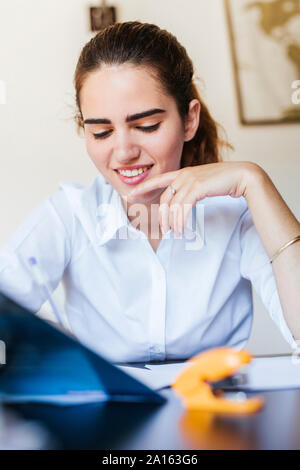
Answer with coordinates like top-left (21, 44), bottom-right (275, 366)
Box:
top-left (80, 63), bottom-right (197, 204)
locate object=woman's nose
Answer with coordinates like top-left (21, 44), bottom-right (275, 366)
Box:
top-left (114, 129), bottom-right (140, 162)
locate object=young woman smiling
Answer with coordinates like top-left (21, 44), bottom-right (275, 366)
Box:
top-left (0, 21), bottom-right (299, 362)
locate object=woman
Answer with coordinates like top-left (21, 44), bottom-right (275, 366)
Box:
top-left (0, 21), bottom-right (299, 363)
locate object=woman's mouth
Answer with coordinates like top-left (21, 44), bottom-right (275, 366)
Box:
top-left (114, 165), bottom-right (154, 185)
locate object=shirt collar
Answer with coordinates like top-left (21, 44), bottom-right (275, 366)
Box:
top-left (96, 186), bottom-right (131, 246)
top-left (96, 182), bottom-right (204, 250)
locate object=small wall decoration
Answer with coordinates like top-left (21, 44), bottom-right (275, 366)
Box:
top-left (90, 0), bottom-right (117, 32)
top-left (225, 0), bottom-right (300, 124)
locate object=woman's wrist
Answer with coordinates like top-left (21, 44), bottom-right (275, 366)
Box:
top-left (239, 161), bottom-right (300, 258)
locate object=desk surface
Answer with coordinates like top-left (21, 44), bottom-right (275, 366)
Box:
top-left (3, 387), bottom-right (300, 450)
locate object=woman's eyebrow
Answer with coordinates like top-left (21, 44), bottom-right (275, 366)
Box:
top-left (83, 108), bottom-right (166, 125)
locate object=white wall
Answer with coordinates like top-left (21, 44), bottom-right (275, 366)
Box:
top-left (0, 0), bottom-right (299, 354)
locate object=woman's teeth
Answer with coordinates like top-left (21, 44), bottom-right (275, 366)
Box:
top-left (117, 166), bottom-right (152, 177)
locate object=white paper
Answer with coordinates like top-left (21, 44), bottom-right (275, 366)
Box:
top-left (117, 355), bottom-right (300, 392)
top-left (238, 356), bottom-right (300, 391)
top-left (117, 362), bottom-right (191, 390)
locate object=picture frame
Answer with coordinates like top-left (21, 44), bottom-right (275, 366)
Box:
top-left (224, 0), bottom-right (300, 125)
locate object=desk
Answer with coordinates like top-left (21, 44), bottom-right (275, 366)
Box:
top-left (2, 387), bottom-right (300, 450)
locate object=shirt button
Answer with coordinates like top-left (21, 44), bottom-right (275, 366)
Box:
top-left (152, 345), bottom-right (162, 354)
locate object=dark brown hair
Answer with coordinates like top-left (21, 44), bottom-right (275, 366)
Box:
top-left (74, 21), bottom-right (233, 166)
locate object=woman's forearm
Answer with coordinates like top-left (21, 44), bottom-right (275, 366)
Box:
top-left (244, 165), bottom-right (300, 341)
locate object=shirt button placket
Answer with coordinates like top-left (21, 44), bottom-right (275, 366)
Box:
top-left (148, 261), bottom-right (166, 361)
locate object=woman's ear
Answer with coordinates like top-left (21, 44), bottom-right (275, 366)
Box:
top-left (184, 99), bottom-right (201, 142)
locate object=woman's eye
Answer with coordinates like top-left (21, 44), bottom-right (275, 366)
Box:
top-left (93, 122), bottom-right (161, 140)
top-left (136, 123), bottom-right (161, 132)
top-left (93, 130), bottom-right (112, 139)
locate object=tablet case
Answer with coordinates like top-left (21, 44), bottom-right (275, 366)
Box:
top-left (0, 292), bottom-right (166, 406)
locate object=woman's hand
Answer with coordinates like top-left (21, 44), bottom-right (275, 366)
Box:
top-left (128, 161), bottom-right (261, 236)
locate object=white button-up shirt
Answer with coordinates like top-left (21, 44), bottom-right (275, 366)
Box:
top-left (0, 173), bottom-right (297, 363)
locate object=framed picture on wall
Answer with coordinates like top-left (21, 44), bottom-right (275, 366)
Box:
top-left (224, 0), bottom-right (300, 125)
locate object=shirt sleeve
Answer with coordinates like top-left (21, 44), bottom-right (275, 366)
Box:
top-left (0, 189), bottom-right (73, 313)
top-left (239, 206), bottom-right (298, 350)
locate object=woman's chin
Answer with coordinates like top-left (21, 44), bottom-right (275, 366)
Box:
top-left (126, 193), bottom-right (148, 204)
top-left (131, 191), bottom-right (160, 205)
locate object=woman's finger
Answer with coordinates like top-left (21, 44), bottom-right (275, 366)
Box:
top-left (129, 170), bottom-right (179, 197)
top-left (168, 180), bottom-right (195, 235)
top-left (159, 177), bottom-right (187, 233)
top-left (159, 202), bottom-right (170, 234)
top-left (180, 184), bottom-right (201, 234)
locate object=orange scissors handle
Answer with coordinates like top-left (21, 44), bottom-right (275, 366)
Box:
top-left (171, 347), bottom-right (263, 414)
